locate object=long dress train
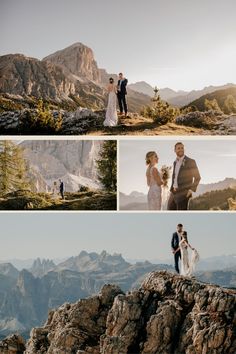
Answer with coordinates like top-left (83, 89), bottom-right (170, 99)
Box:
top-left (104, 89), bottom-right (118, 127)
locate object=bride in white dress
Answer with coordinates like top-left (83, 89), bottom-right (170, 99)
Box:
top-left (176, 231), bottom-right (200, 276)
top-left (103, 77), bottom-right (118, 127)
top-left (146, 151), bottom-right (163, 210)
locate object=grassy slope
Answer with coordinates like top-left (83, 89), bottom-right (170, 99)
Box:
top-left (186, 87), bottom-right (236, 111)
top-left (0, 190), bottom-right (117, 211)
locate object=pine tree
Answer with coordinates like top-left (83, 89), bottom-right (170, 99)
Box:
top-left (0, 141), bottom-right (29, 195)
top-left (141, 95), bottom-right (180, 124)
top-left (96, 141), bottom-right (117, 192)
top-left (223, 95), bottom-right (236, 114)
top-left (204, 98), bottom-right (221, 112)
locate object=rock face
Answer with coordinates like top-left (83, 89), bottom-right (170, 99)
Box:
top-left (0, 334), bottom-right (25, 354)
top-left (43, 42), bottom-right (101, 83)
top-left (20, 140), bottom-right (102, 192)
top-left (21, 271), bottom-right (236, 354)
top-left (0, 252), bottom-right (170, 339)
top-left (0, 54), bottom-right (76, 99)
top-left (25, 284), bottom-right (123, 354)
top-left (29, 259), bottom-right (56, 278)
top-left (0, 108), bottom-right (105, 135)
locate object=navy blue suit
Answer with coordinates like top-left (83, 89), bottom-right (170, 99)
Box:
top-left (117, 78), bottom-right (128, 114)
top-left (171, 232), bottom-right (181, 273)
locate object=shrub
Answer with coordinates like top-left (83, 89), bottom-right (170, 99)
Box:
top-left (140, 96), bottom-right (180, 125)
top-left (175, 110), bottom-right (221, 129)
top-left (20, 99), bottom-right (63, 134)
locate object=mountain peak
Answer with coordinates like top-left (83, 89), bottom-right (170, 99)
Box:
top-left (21, 271), bottom-right (236, 354)
top-left (43, 41), bottom-right (100, 82)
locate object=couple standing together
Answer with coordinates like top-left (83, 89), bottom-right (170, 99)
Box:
top-left (171, 223), bottom-right (199, 276)
top-left (103, 73), bottom-right (128, 127)
top-left (146, 142), bottom-right (201, 210)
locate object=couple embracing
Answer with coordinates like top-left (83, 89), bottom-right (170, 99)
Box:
top-left (146, 142), bottom-right (201, 210)
top-left (171, 223), bottom-right (200, 276)
top-left (103, 72), bottom-right (128, 127)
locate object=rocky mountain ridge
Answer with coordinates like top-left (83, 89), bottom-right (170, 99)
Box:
top-left (0, 42), bottom-right (151, 113)
top-left (1, 271), bottom-right (235, 353)
top-left (129, 81), bottom-right (236, 107)
top-left (0, 251), bottom-right (172, 339)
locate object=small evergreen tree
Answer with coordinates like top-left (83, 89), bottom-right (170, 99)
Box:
top-left (141, 95), bottom-right (180, 124)
top-left (0, 141), bottom-right (29, 195)
top-left (223, 95), bottom-right (236, 114)
top-left (22, 99), bottom-right (62, 134)
top-left (96, 141), bottom-right (117, 192)
top-left (204, 98), bottom-right (221, 112)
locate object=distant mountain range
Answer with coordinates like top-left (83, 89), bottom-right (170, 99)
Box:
top-left (0, 42), bottom-right (150, 112)
top-left (20, 140), bottom-right (102, 192)
top-left (119, 178), bottom-right (236, 210)
top-left (0, 250), bottom-right (235, 340)
top-left (128, 81), bottom-right (236, 107)
top-left (1, 42), bottom-right (235, 115)
top-left (6, 271), bottom-right (235, 354)
top-left (0, 251), bottom-right (172, 338)
top-left (186, 86), bottom-right (236, 111)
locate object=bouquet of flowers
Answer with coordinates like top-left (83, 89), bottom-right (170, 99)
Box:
top-left (160, 165), bottom-right (172, 187)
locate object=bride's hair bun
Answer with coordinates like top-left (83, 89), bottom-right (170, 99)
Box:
top-left (146, 151), bottom-right (157, 165)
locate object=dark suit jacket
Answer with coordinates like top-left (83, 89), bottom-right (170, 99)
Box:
top-left (171, 232), bottom-right (180, 250)
top-left (59, 182), bottom-right (64, 192)
top-left (117, 78), bottom-right (128, 95)
top-left (170, 156), bottom-right (201, 195)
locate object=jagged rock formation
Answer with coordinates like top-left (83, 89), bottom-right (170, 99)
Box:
top-left (0, 54), bottom-right (76, 99)
top-left (7, 271), bottom-right (235, 354)
top-left (0, 253), bottom-right (171, 339)
top-left (43, 42), bottom-right (101, 83)
top-left (29, 259), bottom-right (56, 278)
top-left (25, 284), bottom-right (123, 354)
top-left (0, 334), bottom-right (25, 354)
top-left (0, 42), bottom-right (150, 119)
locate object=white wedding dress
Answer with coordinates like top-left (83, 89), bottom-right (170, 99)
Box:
top-left (161, 185), bottom-right (170, 210)
top-left (147, 166), bottom-right (162, 210)
top-left (180, 240), bottom-right (200, 276)
top-left (104, 86), bottom-right (118, 127)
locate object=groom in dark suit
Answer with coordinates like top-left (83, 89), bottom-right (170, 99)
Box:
top-left (168, 142), bottom-right (201, 210)
top-left (117, 72), bottom-right (128, 116)
top-left (171, 223), bottom-right (183, 273)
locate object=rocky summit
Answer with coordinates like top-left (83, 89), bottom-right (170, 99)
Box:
top-left (1, 271), bottom-right (235, 354)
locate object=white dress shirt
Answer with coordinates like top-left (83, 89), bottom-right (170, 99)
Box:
top-left (118, 79), bottom-right (123, 91)
top-left (177, 232), bottom-right (182, 244)
top-left (173, 155), bottom-right (185, 189)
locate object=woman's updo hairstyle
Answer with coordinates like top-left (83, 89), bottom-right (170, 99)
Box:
top-left (145, 151), bottom-right (156, 165)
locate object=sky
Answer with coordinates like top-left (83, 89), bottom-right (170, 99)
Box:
top-left (119, 138), bottom-right (236, 194)
top-left (0, 213), bottom-right (235, 261)
top-left (1, 0), bottom-right (236, 91)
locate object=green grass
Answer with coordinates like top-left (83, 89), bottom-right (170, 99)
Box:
top-left (0, 190), bottom-right (117, 210)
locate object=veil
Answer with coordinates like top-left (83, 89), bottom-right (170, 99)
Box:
top-left (189, 249), bottom-right (200, 274)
